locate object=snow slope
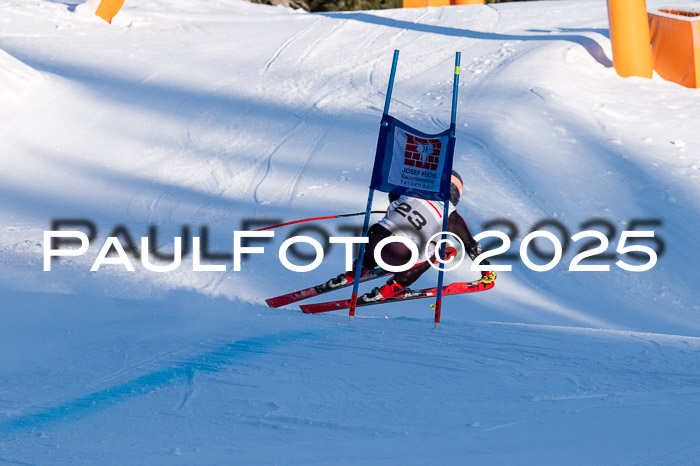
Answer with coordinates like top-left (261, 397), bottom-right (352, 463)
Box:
top-left (1, 0), bottom-right (700, 463)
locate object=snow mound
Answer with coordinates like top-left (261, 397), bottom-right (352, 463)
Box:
top-left (0, 49), bottom-right (48, 116)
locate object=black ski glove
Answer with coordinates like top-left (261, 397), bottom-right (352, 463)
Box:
top-left (467, 241), bottom-right (490, 266)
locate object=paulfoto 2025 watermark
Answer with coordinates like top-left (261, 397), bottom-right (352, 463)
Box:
top-left (42, 217), bottom-right (663, 274)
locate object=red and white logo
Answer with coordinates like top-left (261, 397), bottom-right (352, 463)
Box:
top-left (388, 126), bottom-right (448, 193)
top-left (404, 135), bottom-right (442, 171)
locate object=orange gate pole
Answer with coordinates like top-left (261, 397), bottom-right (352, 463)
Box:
top-left (606, 0), bottom-right (653, 78)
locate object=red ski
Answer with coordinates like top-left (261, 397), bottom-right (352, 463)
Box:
top-left (265, 258), bottom-right (448, 308)
top-left (300, 279), bottom-right (495, 314)
top-left (265, 267), bottom-right (389, 308)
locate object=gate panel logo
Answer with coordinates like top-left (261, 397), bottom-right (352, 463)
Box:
top-left (387, 126), bottom-right (449, 193)
top-left (404, 135), bottom-right (441, 171)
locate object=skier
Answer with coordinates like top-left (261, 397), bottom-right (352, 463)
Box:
top-left (326, 171), bottom-right (495, 303)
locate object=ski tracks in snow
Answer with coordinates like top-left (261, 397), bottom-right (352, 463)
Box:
top-left (253, 109), bottom-right (337, 205)
top-left (260, 17), bottom-right (328, 83)
top-left (252, 15), bottom-right (388, 207)
top-left (253, 17), bottom-right (341, 206)
top-left (250, 8), bottom-right (514, 208)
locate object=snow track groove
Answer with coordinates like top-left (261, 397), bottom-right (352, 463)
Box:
top-left (0, 330), bottom-right (325, 439)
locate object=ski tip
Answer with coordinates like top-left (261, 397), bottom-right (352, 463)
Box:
top-left (265, 298), bottom-right (284, 308)
top-left (300, 303), bottom-right (324, 314)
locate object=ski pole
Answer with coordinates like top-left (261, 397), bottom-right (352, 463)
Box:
top-left (254, 211), bottom-right (386, 231)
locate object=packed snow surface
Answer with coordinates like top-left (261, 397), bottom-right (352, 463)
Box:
top-left (1, 0), bottom-right (700, 463)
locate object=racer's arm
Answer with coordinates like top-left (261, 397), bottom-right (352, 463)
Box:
top-left (448, 210), bottom-right (489, 265)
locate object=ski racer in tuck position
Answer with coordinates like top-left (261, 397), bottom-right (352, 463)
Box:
top-left (326, 171), bottom-right (496, 303)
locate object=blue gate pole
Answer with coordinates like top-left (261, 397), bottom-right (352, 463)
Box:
top-left (349, 49), bottom-right (400, 319)
top-left (434, 51), bottom-right (461, 329)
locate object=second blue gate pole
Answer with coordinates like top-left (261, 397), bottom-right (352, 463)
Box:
top-left (434, 51), bottom-right (461, 329)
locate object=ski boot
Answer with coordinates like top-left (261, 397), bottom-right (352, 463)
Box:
top-left (480, 270), bottom-right (497, 284)
top-left (360, 279), bottom-right (406, 303)
top-left (325, 266), bottom-right (371, 289)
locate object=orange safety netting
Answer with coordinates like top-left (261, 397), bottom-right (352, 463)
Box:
top-left (658, 9), bottom-right (700, 18)
top-left (648, 10), bottom-right (700, 88)
top-left (95, 0), bottom-right (125, 24)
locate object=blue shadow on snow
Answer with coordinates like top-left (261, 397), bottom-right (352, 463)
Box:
top-left (0, 330), bottom-right (324, 439)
